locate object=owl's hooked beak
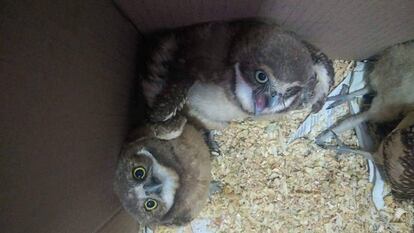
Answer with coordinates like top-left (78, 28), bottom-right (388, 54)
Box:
top-left (253, 90), bottom-right (281, 115)
top-left (144, 177), bottom-right (162, 195)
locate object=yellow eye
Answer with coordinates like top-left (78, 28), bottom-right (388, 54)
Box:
top-left (144, 198), bottom-right (158, 211)
top-left (132, 166), bottom-right (146, 180)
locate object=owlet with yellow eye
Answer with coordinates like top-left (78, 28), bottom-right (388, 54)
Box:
top-left (114, 117), bottom-right (211, 227)
top-left (142, 19), bottom-right (334, 130)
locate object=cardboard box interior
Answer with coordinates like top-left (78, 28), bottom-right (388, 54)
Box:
top-left (1, 0), bottom-right (414, 232)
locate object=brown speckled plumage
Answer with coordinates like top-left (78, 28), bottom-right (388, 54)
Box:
top-left (114, 123), bottom-right (211, 227)
top-left (382, 122), bottom-right (414, 199)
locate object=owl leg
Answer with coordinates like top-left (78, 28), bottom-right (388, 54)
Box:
top-left (203, 130), bottom-right (222, 157)
top-left (316, 111), bottom-right (371, 145)
top-left (326, 86), bottom-right (372, 110)
top-left (318, 131), bottom-right (374, 161)
top-left (327, 86), bottom-right (370, 102)
top-left (208, 180), bottom-right (223, 197)
top-left (334, 146), bottom-right (374, 161)
top-left (140, 225), bottom-right (155, 233)
top-left (148, 79), bottom-right (194, 123)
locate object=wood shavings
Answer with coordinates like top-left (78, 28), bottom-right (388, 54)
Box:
top-left (332, 60), bottom-right (356, 86)
top-left (157, 61), bottom-right (414, 233)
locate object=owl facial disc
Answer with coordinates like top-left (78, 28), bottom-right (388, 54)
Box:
top-left (134, 149), bottom-right (179, 211)
top-left (143, 176), bottom-right (163, 195)
top-left (235, 63), bottom-right (299, 115)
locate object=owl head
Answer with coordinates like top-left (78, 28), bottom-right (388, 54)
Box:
top-left (229, 24), bottom-right (320, 115)
top-left (115, 145), bottom-right (179, 226)
top-left (114, 122), bottom-right (211, 227)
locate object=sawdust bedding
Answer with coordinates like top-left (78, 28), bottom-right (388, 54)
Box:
top-left (159, 61), bottom-right (414, 233)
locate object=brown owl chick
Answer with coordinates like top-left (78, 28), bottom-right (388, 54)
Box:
top-left (142, 19), bottom-right (334, 130)
top-left (114, 120), bottom-right (211, 227)
top-left (316, 41), bottom-right (414, 144)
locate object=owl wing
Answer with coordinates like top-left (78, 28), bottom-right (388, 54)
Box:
top-left (148, 78), bottom-right (194, 122)
top-left (139, 33), bottom-right (192, 123)
top-left (303, 41), bottom-right (335, 113)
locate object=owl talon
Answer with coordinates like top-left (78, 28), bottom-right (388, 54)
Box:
top-left (315, 129), bottom-right (346, 152)
top-left (326, 86), bottom-right (370, 110)
top-left (326, 98), bottom-right (348, 110)
top-left (210, 150), bottom-right (221, 157)
top-left (331, 132), bottom-right (346, 147)
top-left (140, 225), bottom-right (155, 233)
top-left (326, 84), bottom-right (351, 110)
top-left (203, 130), bottom-right (222, 157)
top-left (208, 180), bottom-right (223, 197)
top-left (209, 142), bottom-right (221, 157)
top-left (335, 145), bottom-right (355, 154)
top-left (315, 129), bottom-right (352, 159)
top-left (315, 129), bottom-right (335, 147)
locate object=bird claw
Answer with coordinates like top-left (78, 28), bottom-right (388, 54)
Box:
top-left (326, 98), bottom-right (348, 110)
top-left (315, 129), bottom-right (336, 147)
top-left (335, 145), bottom-right (356, 154)
top-left (141, 225), bottom-right (155, 233)
top-left (204, 130), bottom-right (222, 157)
top-left (209, 143), bottom-right (221, 157)
top-left (208, 180), bottom-right (223, 197)
top-left (326, 84), bottom-right (350, 109)
top-left (315, 129), bottom-right (346, 152)
top-left (331, 131), bottom-right (346, 147)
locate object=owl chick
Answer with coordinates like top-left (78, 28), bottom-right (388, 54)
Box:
top-left (316, 41), bottom-right (414, 144)
top-left (114, 120), bottom-right (211, 227)
top-left (142, 19), bottom-right (334, 130)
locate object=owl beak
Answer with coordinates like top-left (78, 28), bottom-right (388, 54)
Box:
top-left (268, 94), bottom-right (279, 108)
top-left (144, 177), bottom-right (162, 195)
top-left (253, 93), bottom-right (266, 115)
top-left (253, 91), bottom-right (280, 115)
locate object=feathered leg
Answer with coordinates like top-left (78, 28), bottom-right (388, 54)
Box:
top-left (316, 111), bottom-right (371, 145)
top-left (148, 78), bottom-right (194, 122)
top-left (316, 129), bottom-right (374, 161)
top-left (327, 86), bottom-right (370, 105)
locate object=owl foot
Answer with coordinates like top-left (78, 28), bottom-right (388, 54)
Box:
top-left (208, 180), bottom-right (223, 197)
top-left (326, 84), bottom-right (350, 109)
top-left (326, 97), bottom-right (348, 110)
top-left (203, 130), bottom-right (222, 157)
top-left (317, 140), bottom-right (374, 161)
top-left (314, 130), bottom-right (371, 160)
top-left (326, 85), bottom-right (370, 110)
top-left (140, 225), bottom-right (155, 233)
top-left (316, 129), bottom-right (349, 150)
top-left (315, 129), bottom-right (337, 147)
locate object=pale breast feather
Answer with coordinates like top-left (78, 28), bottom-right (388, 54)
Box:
top-left (186, 81), bottom-right (248, 124)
